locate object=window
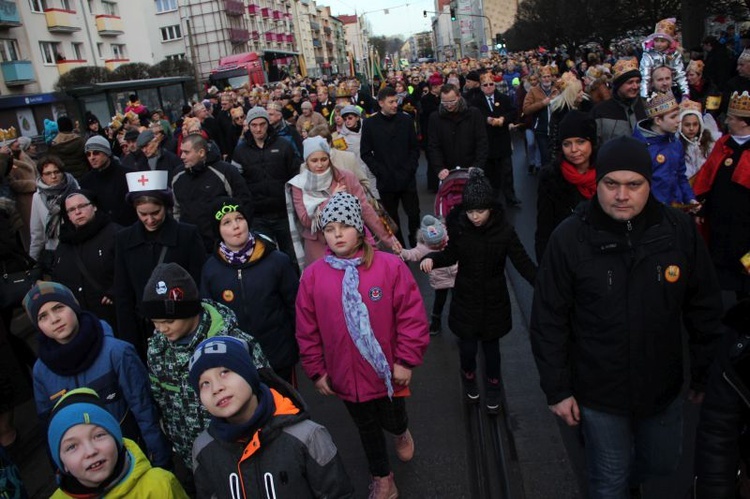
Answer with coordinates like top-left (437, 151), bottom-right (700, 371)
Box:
top-left (72, 42), bottom-right (84, 60)
top-left (96, 42), bottom-right (103, 58)
top-left (155, 0), bottom-right (177, 13)
top-left (40, 41), bottom-right (61, 64)
top-left (160, 24), bottom-right (182, 42)
top-left (165, 53), bottom-right (185, 61)
top-left (29, 0), bottom-right (48, 13)
top-left (60, 0), bottom-right (72, 10)
top-left (111, 43), bottom-right (126, 59)
top-left (0, 39), bottom-right (20, 62)
top-left (102, 1), bottom-right (117, 15)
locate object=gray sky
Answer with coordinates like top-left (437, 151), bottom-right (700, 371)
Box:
top-left (324, 0), bottom-right (435, 38)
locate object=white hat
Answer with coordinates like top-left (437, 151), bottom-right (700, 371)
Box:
top-left (126, 170), bottom-right (168, 193)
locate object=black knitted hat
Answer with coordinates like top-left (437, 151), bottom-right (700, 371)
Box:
top-left (558, 110), bottom-right (597, 146)
top-left (140, 263), bottom-right (202, 319)
top-left (595, 136), bottom-right (652, 184)
top-left (462, 169), bottom-right (495, 210)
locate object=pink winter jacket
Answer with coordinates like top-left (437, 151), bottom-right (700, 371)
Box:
top-left (296, 250), bottom-right (429, 403)
top-left (400, 243), bottom-right (457, 290)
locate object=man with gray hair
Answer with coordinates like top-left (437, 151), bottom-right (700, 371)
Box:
top-left (133, 129), bottom-right (181, 182)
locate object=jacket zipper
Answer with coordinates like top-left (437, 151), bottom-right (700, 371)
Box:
top-left (237, 268), bottom-right (249, 319)
top-left (722, 371), bottom-right (750, 409)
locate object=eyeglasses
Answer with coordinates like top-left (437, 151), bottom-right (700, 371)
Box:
top-left (86, 151), bottom-right (104, 157)
top-left (42, 169), bottom-right (61, 177)
top-left (481, 83), bottom-right (495, 87)
top-left (66, 202), bottom-right (92, 214)
top-left (440, 99), bottom-right (459, 106)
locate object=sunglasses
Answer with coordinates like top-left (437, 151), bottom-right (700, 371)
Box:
top-left (481, 83), bottom-right (495, 87)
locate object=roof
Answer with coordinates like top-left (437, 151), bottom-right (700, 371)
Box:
top-left (337, 14), bottom-right (358, 24)
top-left (63, 76), bottom-right (191, 97)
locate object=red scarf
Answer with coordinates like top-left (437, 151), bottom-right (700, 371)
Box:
top-left (560, 160), bottom-right (596, 199)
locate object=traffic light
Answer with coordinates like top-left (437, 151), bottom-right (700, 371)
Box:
top-left (450, 8), bottom-right (456, 21)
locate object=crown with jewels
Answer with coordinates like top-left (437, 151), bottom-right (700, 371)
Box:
top-left (645, 91), bottom-right (678, 118)
top-left (728, 91), bottom-right (750, 117)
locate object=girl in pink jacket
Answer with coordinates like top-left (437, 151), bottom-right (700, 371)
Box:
top-left (296, 192), bottom-right (429, 499)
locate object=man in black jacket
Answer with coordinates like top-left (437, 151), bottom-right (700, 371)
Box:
top-left (173, 135), bottom-right (252, 251)
top-left (231, 107), bottom-right (299, 261)
top-left (530, 136), bottom-right (725, 498)
top-left (360, 86), bottom-right (420, 247)
top-left (80, 136), bottom-right (137, 226)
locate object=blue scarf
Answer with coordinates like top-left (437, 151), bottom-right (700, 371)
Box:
top-left (325, 255), bottom-right (393, 397)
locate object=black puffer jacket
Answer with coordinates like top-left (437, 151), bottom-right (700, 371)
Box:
top-left (425, 203), bottom-right (536, 340)
top-left (359, 111), bottom-right (420, 193)
top-left (695, 300), bottom-right (750, 499)
top-left (199, 234), bottom-right (299, 370)
top-left (531, 196), bottom-right (725, 417)
top-left (427, 102), bottom-right (488, 170)
top-left (232, 129), bottom-right (299, 217)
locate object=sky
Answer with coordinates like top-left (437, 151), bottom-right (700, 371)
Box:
top-left (324, 0), bottom-right (435, 38)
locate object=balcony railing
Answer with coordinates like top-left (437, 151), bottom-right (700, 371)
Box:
top-left (229, 28), bottom-right (249, 43)
top-left (309, 21), bottom-right (319, 31)
top-left (275, 33), bottom-right (284, 42)
top-left (285, 33), bottom-right (293, 43)
top-left (323, 26), bottom-right (331, 35)
top-left (250, 30), bottom-right (259, 40)
top-left (56, 59), bottom-right (86, 75)
top-left (95, 15), bottom-right (123, 36)
top-left (260, 7), bottom-right (270, 18)
top-left (104, 58), bottom-right (129, 71)
top-left (247, 4), bottom-right (259, 15)
top-left (272, 10), bottom-right (281, 20)
top-left (312, 39), bottom-right (321, 47)
top-left (0, 1), bottom-right (21, 28)
top-left (1, 60), bottom-right (34, 85)
top-left (264, 32), bottom-right (273, 42)
top-left (44, 8), bottom-right (80, 33)
top-left (225, 0), bottom-right (244, 16)
top-left (315, 57), bottom-right (324, 65)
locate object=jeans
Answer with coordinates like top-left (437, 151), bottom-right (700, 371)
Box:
top-left (580, 396), bottom-right (684, 499)
top-left (525, 129), bottom-right (541, 167)
top-left (251, 215), bottom-right (296, 265)
top-left (535, 132), bottom-right (552, 168)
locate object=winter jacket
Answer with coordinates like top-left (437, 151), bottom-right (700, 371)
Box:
top-left (52, 439), bottom-right (187, 498)
top-left (79, 158), bottom-right (137, 227)
top-left (295, 111), bottom-right (328, 137)
top-left (426, 205), bottom-right (536, 340)
top-left (274, 121), bottom-right (303, 159)
top-left (200, 235), bottom-right (299, 371)
top-left (639, 48), bottom-right (689, 99)
top-left (469, 89), bottom-right (516, 159)
top-left (400, 242), bottom-right (456, 290)
top-left (29, 174), bottom-right (80, 260)
top-left (232, 129), bottom-right (300, 217)
top-left (633, 121), bottom-right (695, 204)
top-left (591, 94), bottom-right (646, 146)
top-left (530, 196), bottom-right (725, 417)
top-left (131, 147), bottom-right (182, 183)
top-left (33, 315), bottom-right (172, 468)
top-left (522, 85), bottom-right (557, 135)
top-left (114, 217), bottom-right (206, 351)
top-left (296, 250), bottom-right (429, 403)
top-left (427, 104), bottom-right (488, 171)
top-left (192, 371), bottom-right (354, 499)
top-left (148, 300), bottom-right (269, 469)
top-left (172, 148), bottom-right (252, 251)
top-left (48, 132), bottom-right (87, 179)
top-left (694, 304), bottom-right (750, 499)
top-left (535, 163), bottom-right (590, 262)
top-left (360, 111), bottom-right (421, 193)
top-left (53, 213), bottom-right (120, 330)
top-left (338, 125), bottom-right (378, 195)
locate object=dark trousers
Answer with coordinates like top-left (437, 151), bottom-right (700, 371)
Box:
top-left (251, 215), bottom-right (296, 265)
top-left (535, 132), bottom-right (552, 167)
top-left (458, 338), bottom-right (501, 380)
top-left (380, 190), bottom-right (420, 247)
top-left (343, 396), bottom-right (408, 477)
top-left (432, 288), bottom-right (449, 319)
top-left (485, 156), bottom-right (517, 203)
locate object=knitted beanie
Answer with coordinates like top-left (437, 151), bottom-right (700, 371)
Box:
top-left (245, 106), bottom-right (269, 125)
top-left (84, 135), bottom-right (112, 157)
top-left (462, 169), bottom-right (495, 210)
top-left (57, 116), bottom-right (74, 133)
top-left (320, 192), bottom-right (364, 233)
top-left (23, 281), bottom-right (81, 329)
top-left (211, 196), bottom-right (252, 239)
top-left (420, 215), bottom-right (446, 246)
top-left (47, 388), bottom-right (123, 471)
top-left (558, 110), bottom-right (597, 146)
top-left (140, 263), bottom-right (202, 319)
top-left (303, 136), bottom-right (331, 161)
top-left (595, 136), bottom-right (653, 184)
top-left (188, 336), bottom-right (261, 395)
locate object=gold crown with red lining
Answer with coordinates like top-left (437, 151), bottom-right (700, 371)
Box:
top-left (644, 91), bottom-right (678, 118)
top-left (728, 91), bottom-right (750, 117)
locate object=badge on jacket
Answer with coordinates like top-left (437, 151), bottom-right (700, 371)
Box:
top-left (656, 154), bottom-right (666, 164)
top-left (222, 289), bottom-right (235, 302)
top-left (369, 287), bottom-right (382, 301)
top-left (664, 265), bottom-right (680, 283)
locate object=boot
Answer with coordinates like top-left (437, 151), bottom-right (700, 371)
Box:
top-left (369, 472), bottom-right (398, 499)
top-left (394, 429), bottom-right (414, 462)
top-left (461, 371), bottom-right (480, 402)
top-left (429, 315), bottom-right (442, 336)
top-left (486, 378), bottom-right (502, 415)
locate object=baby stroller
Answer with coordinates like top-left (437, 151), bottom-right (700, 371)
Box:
top-left (434, 167), bottom-right (471, 219)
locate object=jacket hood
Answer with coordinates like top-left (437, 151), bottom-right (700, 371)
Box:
top-left (51, 131), bottom-right (81, 146)
top-left (212, 232), bottom-right (277, 268)
top-left (634, 121), bottom-right (673, 143)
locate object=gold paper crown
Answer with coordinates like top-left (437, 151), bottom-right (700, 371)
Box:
top-left (612, 57), bottom-right (639, 82)
top-left (679, 99), bottom-right (702, 114)
top-left (644, 91), bottom-right (678, 118)
top-left (0, 126), bottom-right (17, 142)
top-left (653, 18), bottom-right (676, 40)
top-left (728, 91), bottom-right (750, 117)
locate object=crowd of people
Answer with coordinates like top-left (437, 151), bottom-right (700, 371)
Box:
top-left (0, 15), bottom-right (748, 499)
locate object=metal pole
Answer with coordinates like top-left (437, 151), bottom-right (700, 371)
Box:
top-left (185, 18), bottom-right (202, 97)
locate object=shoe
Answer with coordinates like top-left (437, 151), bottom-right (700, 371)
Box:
top-left (369, 472), bottom-right (398, 499)
top-left (461, 371), bottom-right (480, 402)
top-left (394, 429), bottom-right (414, 462)
top-left (429, 316), bottom-right (442, 336)
top-left (486, 378), bottom-right (502, 415)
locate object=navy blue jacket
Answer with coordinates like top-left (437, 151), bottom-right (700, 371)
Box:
top-left (633, 122), bottom-right (695, 205)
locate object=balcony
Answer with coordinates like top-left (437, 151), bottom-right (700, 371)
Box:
top-left (323, 26), bottom-right (331, 35)
top-left (1, 60), bottom-right (34, 86)
top-left (225, 0), bottom-right (244, 16)
top-left (315, 57), bottom-right (324, 65)
top-left (285, 33), bottom-right (293, 43)
top-left (229, 28), bottom-right (249, 43)
top-left (104, 58), bottom-right (129, 71)
top-left (326, 40), bottom-right (333, 49)
top-left (247, 4), bottom-right (259, 15)
top-left (95, 15), bottom-right (123, 36)
top-left (264, 31), bottom-right (273, 42)
top-left (272, 9), bottom-right (281, 21)
top-left (0, 1), bottom-right (21, 28)
top-left (56, 59), bottom-right (86, 75)
top-left (250, 30), bottom-right (259, 41)
top-left (260, 7), bottom-right (270, 18)
top-left (275, 33), bottom-right (284, 42)
top-left (309, 20), bottom-right (319, 31)
top-left (44, 8), bottom-right (80, 33)
top-left (312, 39), bottom-right (321, 48)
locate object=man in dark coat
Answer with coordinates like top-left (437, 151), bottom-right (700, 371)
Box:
top-left (173, 134), bottom-right (251, 252)
top-left (360, 86), bottom-right (421, 247)
top-left (428, 83), bottom-right (488, 175)
top-left (530, 136), bottom-right (725, 498)
top-left (132, 130), bottom-right (181, 182)
top-left (469, 71), bottom-right (519, 206)
top-left (231, 106), bottom-right (299, 262)
top-left (79, 136), bottom-right (137, 226)
top-left (591, 57), bottom-right (646, 146)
